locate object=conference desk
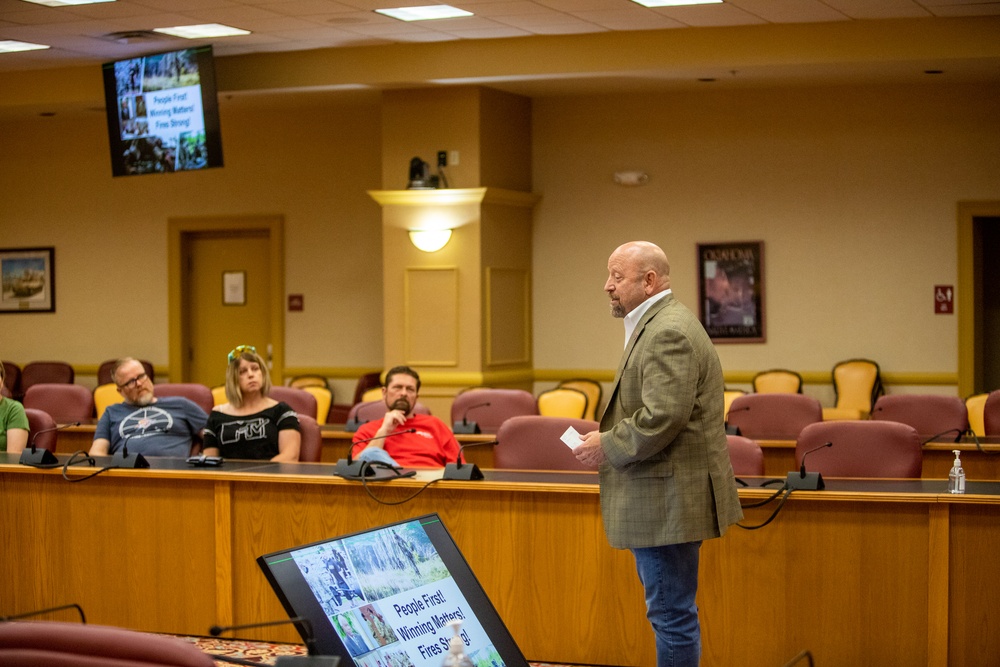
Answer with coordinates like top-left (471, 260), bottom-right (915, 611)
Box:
top-left (755, 435), bottom-right (1000, 480)
top-left (2, 455), bottom-right (999, 666)
top-left (58, 423), bottom-right (500, 468)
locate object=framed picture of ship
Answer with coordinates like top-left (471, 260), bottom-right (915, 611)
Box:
top-left (0, 247), bottom-right (55, 313)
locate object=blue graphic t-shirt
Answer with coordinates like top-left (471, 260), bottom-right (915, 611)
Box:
top-left (95, 396), bottom-right (208, 458)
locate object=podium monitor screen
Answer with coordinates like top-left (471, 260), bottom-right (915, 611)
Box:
top-left (257, 513), bottom-right (529, 667)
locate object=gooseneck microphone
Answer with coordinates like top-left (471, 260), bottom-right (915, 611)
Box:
top-left (19, 421), bottom-right (81, 466)
top-left (442, 439), bottom-right (498, 481)
top-left (452, 402), bottom-right (491, 435)
top-left (345, 402), bottom-right (380, 432)
top-left (111, 429), bottom-right (154, 469)
top-left (335, 428), bottom-right (416, 478)
top-left (210, 617), bottom-right (338, 665)
top-left (786, 441), bottom-right (832, 490)
top-left (0, 602), bottom-right (86, 624)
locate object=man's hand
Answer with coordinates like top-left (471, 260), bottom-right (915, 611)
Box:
top-left (376, 409), bottom-right (407, 438)
top-left (574, 430), bottom-right (606, 469)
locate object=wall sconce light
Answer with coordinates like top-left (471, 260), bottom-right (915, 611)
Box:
top-left (409, 229), bottom-right (452, 252)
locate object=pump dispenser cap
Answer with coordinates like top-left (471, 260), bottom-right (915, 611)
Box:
top-left (953, 449), bottom-right (962, 464)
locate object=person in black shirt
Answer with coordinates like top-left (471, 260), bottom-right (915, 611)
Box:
top-left (202, 345), bottom-right (300, 461)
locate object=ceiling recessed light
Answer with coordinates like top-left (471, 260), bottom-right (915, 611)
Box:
top-left (0, 40), bottom-right (50, 53)
top-left (20, 0), bottom-right (115, 6)
top-left (153, 24), bottom-right (251, 39)
top-left (630, 0), bottom-right (722, 7)
top-left (375, 5), bottom-right (474, 21)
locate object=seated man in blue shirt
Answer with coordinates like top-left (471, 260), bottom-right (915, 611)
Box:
top-left (89, 357), bottom-right (207, 458)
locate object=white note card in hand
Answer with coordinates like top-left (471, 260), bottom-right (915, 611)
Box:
top-left (561, 425), bottom-right (584, 450)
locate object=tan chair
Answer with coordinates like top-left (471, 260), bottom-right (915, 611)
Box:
top-left (328, 371), bottom-right (382, 424)
top-left (361, 386), bottom-right (383, 403)
top-left (211, 385), bottom-right (227, 406)
top-left (558, 378), bottom-right (603, 420)
top-left (302, 385), bottom-right (333, 423)
top-left (288, 374), bottom-right (329, 389)
top-left (966, 393), bottom-right (989, 437)
top-left (537, 387), bottom-right (589, 419)
top-left (723, 389), bottom-right (746, 421)
top-left (94, 382), bottom-right (125, 419)
top-left (823, 358), bottom-right (883, 421)
top-left (752, 369), bottom-right (803, 394)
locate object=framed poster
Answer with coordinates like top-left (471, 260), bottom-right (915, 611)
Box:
top-left (223, 270), bottom-right (246, 306)
top-left (697, 241), bottom-right (764, 342)
top-left (0, 247), bottom-right (55, 313)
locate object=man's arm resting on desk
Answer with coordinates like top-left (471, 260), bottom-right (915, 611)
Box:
top-left (90, 438), bottom-right (110, 456)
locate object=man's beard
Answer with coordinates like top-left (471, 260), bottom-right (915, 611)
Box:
top-left (610, 300), bottom-right (625, 318)
top-left (390, 398), bottom-right (411, 413)
top-left (133, 391), bottom-right (155, 407)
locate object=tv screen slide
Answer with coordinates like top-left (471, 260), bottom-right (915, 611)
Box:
top-left (102, 45), bottom-right (224, 177)
top-left (258, 514), bottom-right (529, 667)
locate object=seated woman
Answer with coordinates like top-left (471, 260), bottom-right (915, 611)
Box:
top-left (202, 345), bottom-right (300, 462)
top-left (0, 361), bottom-right (28, 454)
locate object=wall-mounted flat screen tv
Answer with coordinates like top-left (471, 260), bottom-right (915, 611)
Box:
top-left (101, 45), bottom-right (224, 176)
top-left (257, 513), bottom-right (529, 667)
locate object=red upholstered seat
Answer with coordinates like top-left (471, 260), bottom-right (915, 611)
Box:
top-left (871, 394), bottom-right (969, 439)
top-left (153, 383), bottom-right (214, 415)
top-left (726, 393), bottom-right (823, 440)
top-left (796, 420), bottom-right (922, 478)
top-left (984, 390), bottom-right (1000, 436)
top-left (297, 414), bottom-right (323, 462)
top-left (495, 415), bottom-right (598, 471)
top-left (0, 620), bottom-right (215, 667)
top-left (269, 386), bottom-right (318, 421)
top-left (24, 408), bottom-right (58, 453)
top-left (23, 384), bottom-right (95, 423)
top-left (450, 388), bottom-right (538, 434)
top-left (727, 434), bottom-right (764, 477)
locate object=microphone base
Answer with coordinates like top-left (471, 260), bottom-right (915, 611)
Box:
top-left (112, 451), bottom-right (150, 469)
top-left (452, 421), bottom-right (481, 435)
top-left (724, 424), bottom-right (741, 436)
top-left (19, 448), bottom-right (58, 466)
top-left (442, 462), bottom-right (484, 481)
top-left (275, 657), bottom-right (340, 666)
top-left (786, 471), bottom-right (824, 490)
top-left (343, 419), bottom-right (365, 433)
top-left (335, 459), bottom-right (374, 479)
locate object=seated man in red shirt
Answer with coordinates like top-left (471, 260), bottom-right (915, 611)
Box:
top-left (350, 366), bottom-right (462, 468)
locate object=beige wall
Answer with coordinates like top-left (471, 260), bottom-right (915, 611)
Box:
top-left (0, 90), bottom-right (385, 382)
top-left (532, 82), bottom-right (1000, 399)
top-left (2, 80), bottom-right (999, 399)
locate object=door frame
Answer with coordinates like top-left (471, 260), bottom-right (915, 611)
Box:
top-left (957, 201), bottom-right (1000, 396)
top-left (167, 215), bottom-right (285, 384)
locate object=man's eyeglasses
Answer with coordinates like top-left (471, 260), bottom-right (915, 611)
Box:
top-left (117, 372), bottom-right (148, 390)
top-left (228, 345), bottom-right (257, 363)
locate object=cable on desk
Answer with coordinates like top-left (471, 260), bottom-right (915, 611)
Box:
top-left (61, 450), bottom-right (117, 482)
top-left (735, 482), bottom-right (795, 531)
top-left (358, 464), bottom-right (444, 506)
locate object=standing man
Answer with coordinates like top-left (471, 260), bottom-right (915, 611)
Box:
top-left (575, 241), bottom-right (742, 667)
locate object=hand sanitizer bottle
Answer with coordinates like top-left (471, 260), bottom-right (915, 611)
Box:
top-left (441, 620), bottom-right (473, 667)
top-left (948, 449), bottom-right (966, 494)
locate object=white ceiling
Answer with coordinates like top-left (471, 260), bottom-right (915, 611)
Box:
top-left (1, 0), bottom-right (998, 74)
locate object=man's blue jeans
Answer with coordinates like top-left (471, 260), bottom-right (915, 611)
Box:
top-left (632, 541), bottom-right (703, 667)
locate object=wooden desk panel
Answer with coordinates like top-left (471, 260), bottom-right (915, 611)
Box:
top-left (4, 463), bottom-right (1000, 667)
